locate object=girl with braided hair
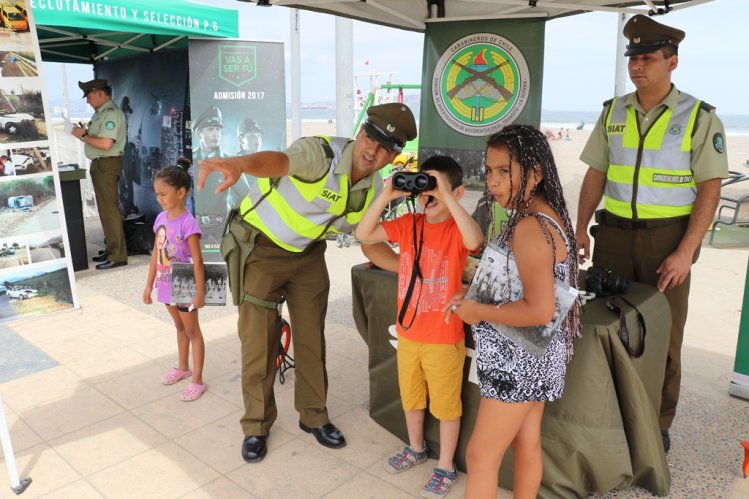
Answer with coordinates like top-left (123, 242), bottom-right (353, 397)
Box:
top-left (447, 124), bottom-right (580, 498)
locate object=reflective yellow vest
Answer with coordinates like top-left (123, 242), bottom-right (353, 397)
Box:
top-left (239, 136), bottom-right (382, 252)
top-left (604, 91), bottom-right (701, 219)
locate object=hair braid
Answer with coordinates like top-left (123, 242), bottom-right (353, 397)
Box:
top-left (485, 125), bottom-right (581, 359)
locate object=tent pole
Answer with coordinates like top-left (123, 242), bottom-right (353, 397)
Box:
top-left (0, 395), bottom-right (32, 495)
top-left (290, 9), bottom-right (301, 143)
top-left (614, 12), bottom-right (629, 97)
top-left (335, 17), bottom-right (354, 137)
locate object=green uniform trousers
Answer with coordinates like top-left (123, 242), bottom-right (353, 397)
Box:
top-left (237, 233), bottom-right (330, 436)
top-left (90, 156), bottom-right (127, 263)
top-left (592, 215), bottom-right (694, 431)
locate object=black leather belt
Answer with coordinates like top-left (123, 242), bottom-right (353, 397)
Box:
top-left (597, 210), bottom-right (689, 230)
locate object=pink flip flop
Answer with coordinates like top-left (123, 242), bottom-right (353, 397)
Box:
top-left (161, 368), bottom-right (192, 386)
top-left (179, 382), bottom-right (207, 402)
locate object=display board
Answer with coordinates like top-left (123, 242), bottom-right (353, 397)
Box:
top-left (0, 0), bottom-right (77, 325)
top-left (419, 19), bottom-right (545, 177)
top-left (188, 39), bottom-right (286, 261)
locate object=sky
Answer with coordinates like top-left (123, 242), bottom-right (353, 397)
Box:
top-left (44, 0), bottom-right (748, 115)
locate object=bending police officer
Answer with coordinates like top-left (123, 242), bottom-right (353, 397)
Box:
top-left (198, 103), bottom-right (417, 463)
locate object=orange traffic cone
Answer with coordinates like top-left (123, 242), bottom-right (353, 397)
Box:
top-left (741, 440), bottom-right (749, 478)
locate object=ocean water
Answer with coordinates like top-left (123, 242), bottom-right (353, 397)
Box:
top-left (296, 107), bottom-right (749, 136)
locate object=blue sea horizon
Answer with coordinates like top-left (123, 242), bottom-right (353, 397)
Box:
top-left (292, 107), bottom-right (749, 136)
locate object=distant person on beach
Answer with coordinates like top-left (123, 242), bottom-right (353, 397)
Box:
top-left (197, 103), bottom-right (416, 463)
top-left (577, 120), bottom-right (585, 130)
top-left (575, 14), bottom-right (728, 454)
top-left (356, 155), bottom-right (483, 498)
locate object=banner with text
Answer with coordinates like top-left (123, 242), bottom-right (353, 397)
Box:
top-left (188, 39), bottom-right (286, 260)
top-left (0, 0), bottom-right (77, 325)
top-left (419, 20), bottom-right (545, 177)
top-left (31, 0), bottom-right (238, 38)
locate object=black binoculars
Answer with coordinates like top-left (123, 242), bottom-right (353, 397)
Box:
top-left (391, 172), bottom-right (436, 194)
top-left (585, 266), bottom-right (629, 296)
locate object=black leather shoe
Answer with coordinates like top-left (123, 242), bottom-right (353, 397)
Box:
top-left (299, 422), bottom-right (346, 449)
top-left (92, 251), bottom-right (109, 263)
top-left (661, 430), bottom-right (671, 453)
top-left (95, 260), bottom-right (127, 270)
top-left (241, 435), bottom-right (267, 463)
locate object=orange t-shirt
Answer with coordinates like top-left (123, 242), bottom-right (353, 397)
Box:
top-left (382, 213), bottom-right (470, 344)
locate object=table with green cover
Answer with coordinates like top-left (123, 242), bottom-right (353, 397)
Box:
top-left (351, 264), bottom-right (672, 498)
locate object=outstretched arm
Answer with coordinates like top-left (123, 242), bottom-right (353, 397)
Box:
top-left (197, 151), bottom-right (289, 194)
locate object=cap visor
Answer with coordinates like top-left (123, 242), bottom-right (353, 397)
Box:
top-left (362, 121), bottom-right (402, 152)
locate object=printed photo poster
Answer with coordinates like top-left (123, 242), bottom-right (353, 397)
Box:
top-left (97, 49), bottom-right (190, 221)
top-left (188, 39), bottom-right (286, 261)
top-left (0, 0), bottom-right (77, 325)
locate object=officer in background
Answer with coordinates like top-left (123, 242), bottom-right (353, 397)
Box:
top-left (193, 106), bottom-right (228, 246)
top-left (224, 117), bottom-right (265, 213)
top-left (193, 106), bottom-right (226, 160)
top-left (198, 103), bottom-right (417, 463)
top-left (575, 15), bottom-right (728, 453)
top-left (236, 117), bottom-right (263, 155)
top-left (72, 79), bottom-right (128, 270)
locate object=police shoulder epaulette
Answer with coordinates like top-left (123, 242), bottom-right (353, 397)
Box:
top-left (313, 136), bottom-right (334, 160)
top-left (602, 98), bottom-right (614, 108)
top-left (699, 101), bottom-right (716, 113)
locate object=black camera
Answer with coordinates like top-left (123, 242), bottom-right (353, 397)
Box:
top-left (585, 266), bottom-right (629, 296)
top-left (391, 172), bottom-right (436, 194)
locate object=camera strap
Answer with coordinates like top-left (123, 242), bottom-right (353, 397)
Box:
top-left (397, 211), bottom-right (426, 331)
top-left (606, 295), bottom-right (647, 358)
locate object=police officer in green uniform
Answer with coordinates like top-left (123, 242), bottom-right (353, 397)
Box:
top-left (575, 15), bottom-right (728, 453)
top-left (198, 103), bottom-right (417, 463)
top-left (72, 79), bottom-right (128, 270)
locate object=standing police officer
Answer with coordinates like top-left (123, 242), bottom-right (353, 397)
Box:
top-left (575, 15), bottom-right (728, 453)
top-left (72, 79), bottom-right (128, 270)
top-left (198, 103), bottom-right (417, 463)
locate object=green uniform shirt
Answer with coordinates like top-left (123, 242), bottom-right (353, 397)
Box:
top-left (284, 136), bottom-right (374, 210)
top-left (581, 86), bottom-right (729, 183)
top-left (85, 99), bottom-right (126, 159)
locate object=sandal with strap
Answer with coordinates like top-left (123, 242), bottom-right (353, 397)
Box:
top-left (179, 382), bottom-right (207, 401)
top-left (161, 368), bottom-right (192, 385)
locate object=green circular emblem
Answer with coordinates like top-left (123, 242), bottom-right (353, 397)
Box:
top-left (432, 33), bottom-right (530, 136)
top-left (713, 132), bottom-right (725, 153)
top-left (105, 121), bottom-right (115, 130)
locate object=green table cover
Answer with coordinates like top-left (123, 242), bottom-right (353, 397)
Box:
top-left (351, 264), bottom-right (671, 497)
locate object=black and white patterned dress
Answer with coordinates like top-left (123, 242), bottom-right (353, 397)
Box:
top-left (473, 214), bottom-right (572, 403)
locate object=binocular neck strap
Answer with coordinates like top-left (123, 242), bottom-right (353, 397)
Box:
top-left (398, 214), bottom-right (426, 331)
